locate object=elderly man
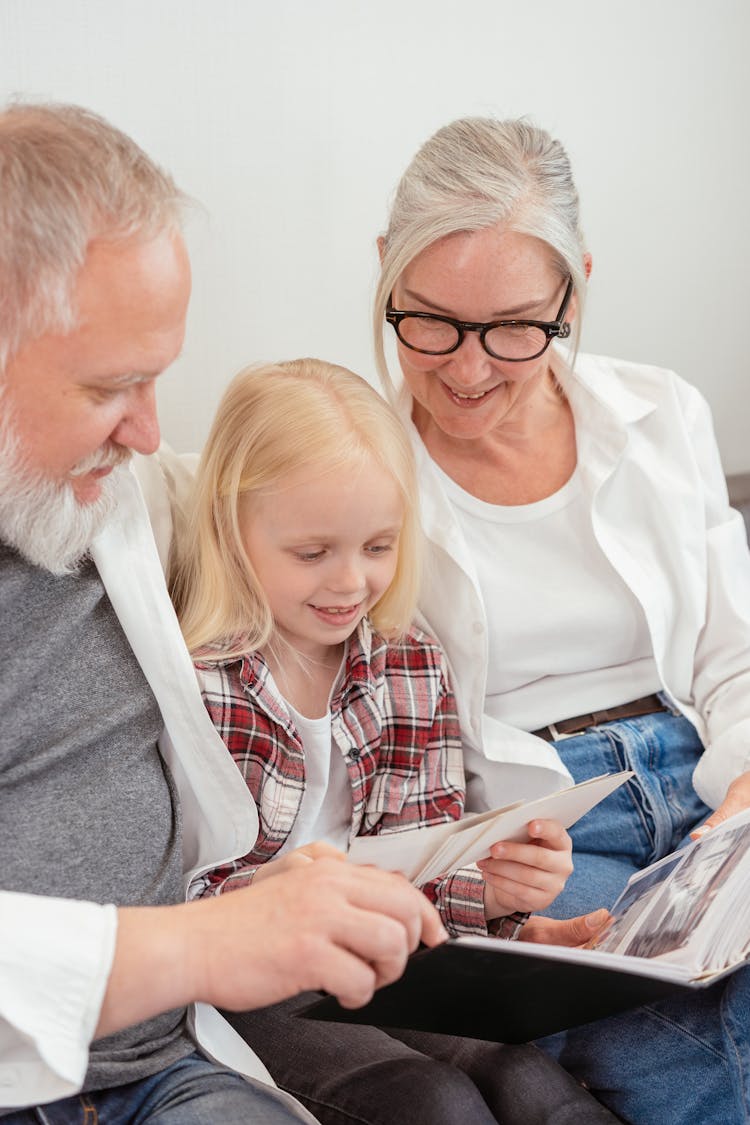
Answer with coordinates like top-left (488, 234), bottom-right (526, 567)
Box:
top-left (0, 102), bottom-right (451, 1122)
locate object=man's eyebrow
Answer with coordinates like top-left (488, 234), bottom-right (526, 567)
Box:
top-left (106, 372), bottom-right (157, 385)
top-left (91, 353), bottom-right (184, 386)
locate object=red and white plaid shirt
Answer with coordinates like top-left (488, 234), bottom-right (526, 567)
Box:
top-left (192, 619), bottom-right (492, 935)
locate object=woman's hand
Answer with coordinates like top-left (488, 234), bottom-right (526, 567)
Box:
top-left (690, 769), bottom-right (750, 839)
top-left (477, 818), bottom-right (573, 920)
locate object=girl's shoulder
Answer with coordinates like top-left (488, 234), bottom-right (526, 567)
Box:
top-left (373, 622), bottom-right (449, 676)
top-left (193, 644), bottom-right (265, 696)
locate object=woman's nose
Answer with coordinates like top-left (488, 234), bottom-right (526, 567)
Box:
top-left (444, 330), bottom-right (495, 388)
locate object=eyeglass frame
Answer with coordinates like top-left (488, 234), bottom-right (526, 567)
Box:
top-left (385, 275), bottom-right (574, 362)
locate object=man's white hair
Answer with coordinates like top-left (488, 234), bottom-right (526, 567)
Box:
top-left (0, 101), bottom-right (184, 570)
top-left (0, 101), bottom-right (185, 373)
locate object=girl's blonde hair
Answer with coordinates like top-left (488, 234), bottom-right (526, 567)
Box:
top-left (171, 357), bottom-right (422, 660)
top-left (374, 116), bottom-right (587, 401)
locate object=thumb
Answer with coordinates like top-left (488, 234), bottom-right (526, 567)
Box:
top-left (559, 908), bottom-right (611, 946)
top-left (691, 770), bottom-right (750, 840)
top-left (520, 908), bottom-right (611, 947)
top-left (300, 841), bottom-right (348, 861)
top-left (691, 797), bottom-right (740, 840)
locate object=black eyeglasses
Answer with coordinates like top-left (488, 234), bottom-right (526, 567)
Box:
top-left (385, 276), bottom-right (573, 362)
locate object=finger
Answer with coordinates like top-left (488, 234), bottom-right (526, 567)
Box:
top-left (520, 909), bottom-right (611, 947)
top-left (328, 903), bottom-right (416, 991)
top-left (251, 854), bottom-right (309, 884)
top-left (481, 841), bottom-right (573, 875)
top-left (482, 869), bottom-right (568, 914)
top-left (692, 772), bottom-right (750, 839)
top-left (527, 819), bottom-right (572, 850)
top-left (690, 806), bottom-right (733, 839)
top-left (478, 860), bottom-right (569, 897)
top-left (306, 942), bottom-right (381, 1009)
top-left (344, 866), bottom-right (448, 950)
top-left (301, 841), bottom-right (348, 861)
top-left (416, 892), bottom-right (450, 948)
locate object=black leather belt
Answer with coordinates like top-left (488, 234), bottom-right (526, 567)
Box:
top-left (531, 694), bottom-right (668, 742)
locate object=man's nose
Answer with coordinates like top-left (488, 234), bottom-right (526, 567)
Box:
top-left (110, 383), bottom-right (161, 456)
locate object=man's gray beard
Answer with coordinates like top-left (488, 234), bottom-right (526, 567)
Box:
top-left (0, 402), bottom-right (129, 576)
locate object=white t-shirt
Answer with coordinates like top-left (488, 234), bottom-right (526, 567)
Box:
top-left (279, 701), bottom-right (353, 853)
top-left (432, 461), bottom-right (661, 730)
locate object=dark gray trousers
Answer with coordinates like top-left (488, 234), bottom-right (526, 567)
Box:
top-left (223, 994), bottom-right (621, 1125)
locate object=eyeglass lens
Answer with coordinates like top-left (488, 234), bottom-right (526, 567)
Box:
top-left (396, 316), bottom-right (551, 360)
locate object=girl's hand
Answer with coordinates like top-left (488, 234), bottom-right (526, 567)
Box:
top-left (477, 818), bottom-right (573, 920)
top-left (520, 909), bottom-right (611, 947)
top-left (251, 841), bottom-right (346, 885)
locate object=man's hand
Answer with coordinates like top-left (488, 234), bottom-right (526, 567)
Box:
top-left (251, 841), bottom-right (346, 883)
top-left (477, 819), bottom-right (573, 919)
top-left (97, 858), bottom-right (447, 1038)
top-left (519, 908), bottom-right (611, 947)
top-left (691, 769), bottom-right (750, 839)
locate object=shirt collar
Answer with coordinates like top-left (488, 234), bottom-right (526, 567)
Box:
top-left (550, 347), bottom-right (656, 428)
top-left (333, 617), bottom-right (387, 706)
top-left (198, 618), bottom-right (386, 705)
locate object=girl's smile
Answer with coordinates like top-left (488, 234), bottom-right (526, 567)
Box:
top-left (309, 601), bottom-right (365, 626)
top-left (240, 458), bottom-right (403, 665)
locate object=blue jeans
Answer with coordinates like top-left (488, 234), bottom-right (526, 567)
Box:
top-left (536, 711), bottom-right (750, 1125)
top-left (2, 1051), bottom-right (316, 1124)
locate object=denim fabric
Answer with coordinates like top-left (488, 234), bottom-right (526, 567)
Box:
top-left (536, 711), bottom-right (750, 1125)
top-left (2, 1052), bottom-right (315, 1125)
top-left (543, 709), bottom-right (710, 919)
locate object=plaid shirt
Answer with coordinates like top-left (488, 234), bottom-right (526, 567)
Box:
top-left (193, 619), bottom-right (493, 935)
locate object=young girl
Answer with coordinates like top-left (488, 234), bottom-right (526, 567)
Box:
top-left (171, 356), bottom-right (571, 935)
top-left (167, 358), bottom-right (614, 1125)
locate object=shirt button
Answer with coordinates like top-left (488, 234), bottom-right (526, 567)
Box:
top-left (349, 748), bottom-right (362, 761)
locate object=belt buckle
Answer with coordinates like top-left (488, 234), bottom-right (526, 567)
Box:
top-left (547, 722), bottom-right (575, 742)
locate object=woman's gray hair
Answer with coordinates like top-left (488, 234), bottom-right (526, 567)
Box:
top-left (374, 116), bottom-right (587, 399)
top-left (0, 101), bottom-right (186, 372)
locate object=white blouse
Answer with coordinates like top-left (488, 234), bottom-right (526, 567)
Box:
top-left (432, 461), bottom-right (661, 731)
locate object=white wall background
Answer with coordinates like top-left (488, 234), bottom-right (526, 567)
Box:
top-left (2, 0), bottom-right (749, 471)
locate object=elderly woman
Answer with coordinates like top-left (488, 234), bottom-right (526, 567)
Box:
top-left (374, 116), bottom-right (750, 1125)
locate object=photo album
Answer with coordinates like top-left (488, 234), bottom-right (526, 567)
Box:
top-left (304, 791), bottom-right (750, 1042)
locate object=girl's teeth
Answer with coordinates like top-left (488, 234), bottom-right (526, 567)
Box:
top-left (453, 389), bottom-right (487, 399)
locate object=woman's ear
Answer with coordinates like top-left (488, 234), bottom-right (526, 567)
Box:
top-left (583, 252), bottom-right (593, 280)
top-left (377, 235), bottom-right (386, 264)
